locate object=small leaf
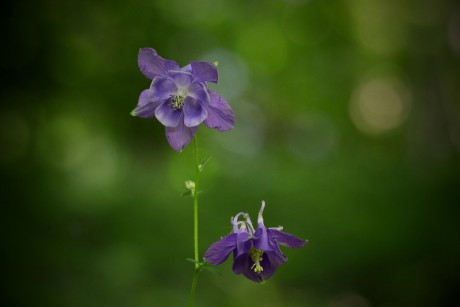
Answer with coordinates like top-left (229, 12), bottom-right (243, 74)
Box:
top-left (198, 155), bottom-right (213, 172)
top-left (186, 258), bottom-right (207, 271)
top-left (186, 258), bottom-right (199, 264)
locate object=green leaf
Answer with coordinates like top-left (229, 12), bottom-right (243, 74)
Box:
top-left (186, 258), bottom-right (199, 264)
top-left (198, 155), bottom-right (213, 172)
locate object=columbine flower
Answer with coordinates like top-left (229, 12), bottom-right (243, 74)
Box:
top-left (131, 48), bottom-right (234, 151)
top-left (204, 201), bottom-right (307, 283)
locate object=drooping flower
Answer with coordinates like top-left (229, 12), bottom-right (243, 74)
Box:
top-left (204, 201), bottom-right (307, 283)
top-left (132, 48), bottom-right (234, 151)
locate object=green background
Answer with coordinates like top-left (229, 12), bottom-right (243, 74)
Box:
top-left (2, 0), bottom-right (460, 306)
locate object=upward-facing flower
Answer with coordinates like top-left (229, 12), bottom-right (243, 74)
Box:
top-left (132, 48), bottom-right (234, 151)
top-left (204, 201), bottom-right (307, 283)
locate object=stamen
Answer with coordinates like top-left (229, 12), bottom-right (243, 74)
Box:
top-left (169, 88), bottom-right (188, 110)
top-left (249, 246), bottom-right (264, 274)
top-left (170, 95), bottom-right (185, 110)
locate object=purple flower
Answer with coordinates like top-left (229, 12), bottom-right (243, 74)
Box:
top-left (204, 201), bottom-right (307, 283)
top-left (132, 48), bottom-right (234, 151)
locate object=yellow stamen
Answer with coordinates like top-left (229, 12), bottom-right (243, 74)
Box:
top-left (249, 246), bottom-right (264, 274)
top-left (171, 95), bottom-right (185, 110)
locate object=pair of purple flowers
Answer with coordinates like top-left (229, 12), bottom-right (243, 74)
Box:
top-left (204, 201), bottom-right (307, 283)
top-left (132, 48), bottom-right (234, 151)
top-left (132, 49), bottom-right (307, 283)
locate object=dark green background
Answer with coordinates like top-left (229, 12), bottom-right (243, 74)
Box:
top-left (2, 0), bottom-right (460, 306)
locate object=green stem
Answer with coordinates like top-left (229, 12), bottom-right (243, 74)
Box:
top-left (193, 135), bottom-right (199, 263)
top-left (188, 270), bottom-right (199, 307)
top-left (189, 135), bottom-right (200, 307)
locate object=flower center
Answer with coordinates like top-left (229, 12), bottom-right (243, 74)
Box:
top-left (249, 246), bottom-right (264, 274)
top-left (169, 88), bottom-right (188, 110)
top-left (170, 95), bottom-right (185, 110)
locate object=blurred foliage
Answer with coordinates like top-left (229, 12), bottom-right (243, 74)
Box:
top-left (1, 0), bottom-right (460, 306)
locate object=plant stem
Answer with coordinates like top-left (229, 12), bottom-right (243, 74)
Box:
top-left (189, 135), bottom-right (200, 307)
top-left (189, 270), bottom-right (199, 307)
top-left (193, 135), bottom-right (199, 264)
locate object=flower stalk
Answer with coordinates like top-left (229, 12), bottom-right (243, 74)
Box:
top-left (193, 135), bottom-right (199, 263)
top-left (189, 134), bottom-right (200, 307)
top-left (132, 48), bottom-right (236, 304)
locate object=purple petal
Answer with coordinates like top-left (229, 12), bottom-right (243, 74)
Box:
top-left (187, 83), bottom-right (210, 105)
top-left (138, 48), bottom-right (180, 79)
top-left (256, 253), bottom-right (279, 281)
top-left (131, 89), bottom-right (164, 118)
top-left (268, 229), bottom-right (307, 249)
top-left (235, 232), bottom-right (251, 257)
top-left (181, 64), bottom-right (192, 73)
top-left (151, 77), bottom-right (177, 99)
top-left (191, 62), bottom-right (218, 83)
top-left (155, 100), bottom-right (182, 127)
top-left (253, 223), bottom-right (275, 252)
top-left (203, 90), bottom-right (234, 131)
top-left (165, 116), bottom-right (198, 151)
top-left (168, 71), bottom-right (193, 88)
top-left (232, 252), bottom-right (250, 275)
top-left (204, 233), bottom-right (237, 265)
top-left (183, 97), bottom-right (208, 127)
top-left (241, 253), bottom-right (278, 283)
top-left (265, 248), bottom-right (287, 267)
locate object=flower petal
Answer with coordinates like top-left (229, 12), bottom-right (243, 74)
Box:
top-left (257, 254), bottom-right (279, 281)
top-left (183, 96), bottom-right (208, 127)
top-left (168, 71), bottom-right (193, 88)
top-left (151, 77), bottom-right (177, 99)
top-left (235, 231), bottom-right (251, 257)
top-left (267, 229), bottom-right (307, 249)
top-left (187, 83), bottom-right (210, 105)
top-left (191, 62), bottom-right (218, 83)
top-left (203, 90), bottom-right (234, 131)
top-left (265, 249), bottom-right (287, 267)
top-left (138, 48), bottom-right (180, 79)
top-left (165, 117), bottom-right (198, 151)
top-left (241, 253), bottom-right (278, 283)
top-left (131, 89), bottom-right (164, 118)
top-left (204, 233), bottom-right (238, 265)
top-left (253, 223), bottom-right (275, 252)
top-left (232, 252), bottom-right (250, 275)
top-left (181, 64), bottom-right (192, 73)
top-left (155, 100), bottom-right (182, 127)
